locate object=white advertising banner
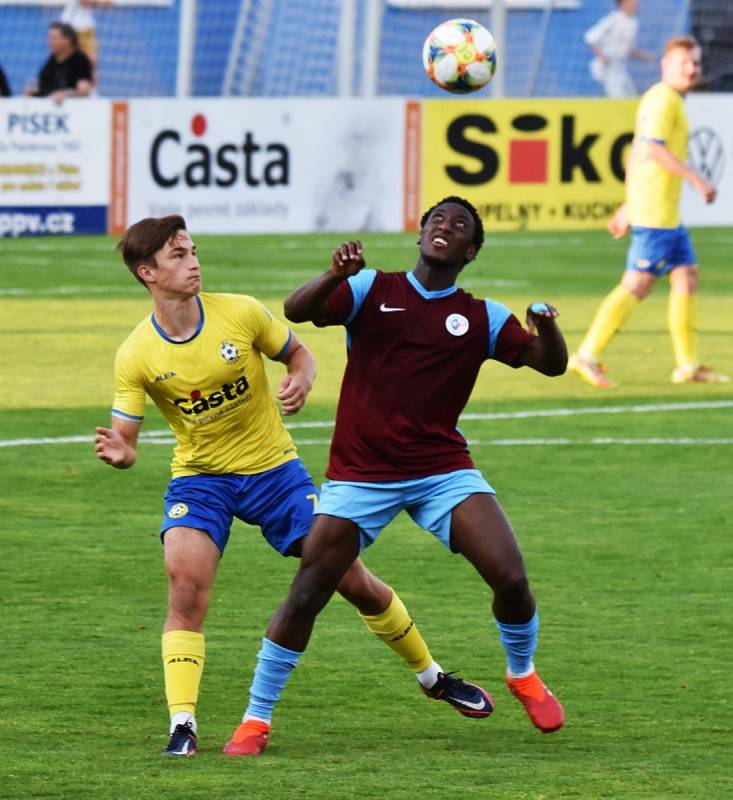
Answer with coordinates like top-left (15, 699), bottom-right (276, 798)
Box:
top-left (124, 98), bottom-right (406, 234)
top-left (0, 98), bottom-right (110, 237)
top-left (681, 94), bottom-right (733, 228)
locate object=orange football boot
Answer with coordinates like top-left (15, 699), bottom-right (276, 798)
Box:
top-left (506, 670), bottom-right (564, 733)
top-left (222, 719), bottom-right (271, 756)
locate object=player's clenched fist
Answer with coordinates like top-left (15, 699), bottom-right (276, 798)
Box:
top-left (277, 374), bottom-right (310, 416)
top-left (525, 302), bottom-right (559, 335)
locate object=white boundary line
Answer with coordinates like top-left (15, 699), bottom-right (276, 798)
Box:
top-left (3, 435), bottom-right (731, 448)
top-left (295, 438), bottom-right (733, 446)
top-left (0, 399), bottom-right (731, 449)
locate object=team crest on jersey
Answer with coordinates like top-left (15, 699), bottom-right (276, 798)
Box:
top-left (168, 503), bottom-right (189, 519)
top-left (220, 341), bottom-right (239, 364)
top-left (445, 313), bottom-right (469, 336)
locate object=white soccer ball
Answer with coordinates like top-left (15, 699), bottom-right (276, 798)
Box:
top-left (422, 18), bottom-right (497, 94)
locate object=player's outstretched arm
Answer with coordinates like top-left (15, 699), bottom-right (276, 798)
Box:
top-left (277, 334), bottom-right (315, 416)
top-left (94, 417), bottom-right (140, 469)
top-left (284, 241), bottom-right (365, 325)
top-left (518, 303), bottom-right (568, 376)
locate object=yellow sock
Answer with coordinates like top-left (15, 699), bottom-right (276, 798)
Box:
top-left (359, 590), bottom-right (432, 673)
top-left (578, 285), bottom-right (639, 360)
top-left (668, 290), bottom-right (698, 369)
top-left (162, 630), bottom-right (206, 717)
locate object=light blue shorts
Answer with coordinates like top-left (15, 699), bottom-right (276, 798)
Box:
top-left (315, 469), bottom-right (495, 552)
top-left (625, 225), bottom-right (697, 276)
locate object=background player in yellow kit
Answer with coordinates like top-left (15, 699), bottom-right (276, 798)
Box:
top-left (94, 215), bottom-right (493, 757)
top-left (569, 36), bottom-right (728, 387)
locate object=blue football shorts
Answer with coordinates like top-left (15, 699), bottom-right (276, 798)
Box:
top-left (625, 225), bottom-right (697, 277)
top-left (160, 458), bottom-right (318, 556)
top-left (315, 469), bottom-right (495, 552)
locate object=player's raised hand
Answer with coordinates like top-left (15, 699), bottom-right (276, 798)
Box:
top-left (607, 204), bottom-right (629, 239)
top-left (526, 302), bottom-right (559, 335)
top-left (277, 374), bottom-right (310, 416)
top-left (94, 426), bottom-right (135, 468)
top-left (331, 241), bottom-right (365, 278)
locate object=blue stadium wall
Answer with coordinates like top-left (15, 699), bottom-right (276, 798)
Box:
top-left (0, 0), bottom-right (690, 99)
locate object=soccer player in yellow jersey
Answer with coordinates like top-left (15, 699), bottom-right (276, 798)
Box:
top-left (94, 215), bottom-right (493, 758)
top-left (569, 36), bottom-right (729, 387)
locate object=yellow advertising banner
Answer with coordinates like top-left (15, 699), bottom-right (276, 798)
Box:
top-left (417, 98), bottom-right (637, 231)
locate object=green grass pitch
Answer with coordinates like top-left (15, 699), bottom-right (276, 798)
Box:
top-left (1, 228), bottom-right (732, 800)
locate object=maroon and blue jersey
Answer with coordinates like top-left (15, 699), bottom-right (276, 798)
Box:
top-left (321, 269), bottom-right (535, 481)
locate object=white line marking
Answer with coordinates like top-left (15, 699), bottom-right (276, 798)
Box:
top-left (127, 437), bottom-right (731, 447)
top-left (0, 435), bottom-right (93, 447)
top-left (458, 400), bottom-right (733, 421)
top-left (290, 438), bottom-right (733, 446)
top-left (1, 399), bottom-right (731, 448)
top-left (0, 285), bottom-right (139, 297)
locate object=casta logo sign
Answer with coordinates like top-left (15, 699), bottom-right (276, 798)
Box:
top-left (149, 114), bottom-right (290, 189)
top-left (445, 112), bottom-right (632, 185)
top-left (173, 376), bottom-right (250, 415)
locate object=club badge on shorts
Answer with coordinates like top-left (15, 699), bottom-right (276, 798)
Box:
top-left (168, 503), bottom-right (189, 519)
top-left (445, 313), bottom-right (469, 336)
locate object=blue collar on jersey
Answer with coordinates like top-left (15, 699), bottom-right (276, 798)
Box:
top-left (407, 270), bottom-right (458, 299)
top-left (151, 294), bottom-right (204, 344)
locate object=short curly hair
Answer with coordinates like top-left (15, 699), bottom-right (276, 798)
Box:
top-left (419, 196), bottom-right (485, 256)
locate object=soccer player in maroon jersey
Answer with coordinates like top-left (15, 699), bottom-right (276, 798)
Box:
top-left (239, 196), bottom-right (568, 752)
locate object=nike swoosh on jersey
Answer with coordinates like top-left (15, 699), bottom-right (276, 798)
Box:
top-left (379, 303), bottom-right (406, 312)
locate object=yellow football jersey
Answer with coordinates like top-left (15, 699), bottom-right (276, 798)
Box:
top-left (627, 81), bottom-right (689, 228)
top-left (112, 292), bottom-right (297, 477)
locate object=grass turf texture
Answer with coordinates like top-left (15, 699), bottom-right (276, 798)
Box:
top-left (1, 229), bottom-right (732, 799)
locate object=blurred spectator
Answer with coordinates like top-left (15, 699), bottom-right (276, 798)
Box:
top-left (26, 22), bottom-right (93, 103)
top-left (584, 0), bottom-right (652, 97)
top-left (61, 0), bottom-right (111, 80)
top-left (0, 63), bottom-right (11, 96)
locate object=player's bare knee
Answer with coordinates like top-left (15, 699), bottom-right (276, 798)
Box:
top-left (493, 570), bottom-right (531, 605)
top-left (621, 273), bottom-right (654, 300)
top-left (670, 268), bottom-right (698, 294)
top-left (286, 580), bottom-right (332, 618)
top-left (168, 572), bottom-right (209, 617)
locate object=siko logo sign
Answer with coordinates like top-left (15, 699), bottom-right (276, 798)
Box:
top-left (444, 112), bottom-right (633, 185)
top-left (150, 113), bottom-right (290, 189)
top-left (419, 98), bottom-right (638, 230)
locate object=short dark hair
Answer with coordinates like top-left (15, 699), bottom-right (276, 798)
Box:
top-left (49, 22), bottom-right (79, 50)
top-left (420, 195), bottom-right (485, 256)
top-left (117, 215), bottom-right (187, 287)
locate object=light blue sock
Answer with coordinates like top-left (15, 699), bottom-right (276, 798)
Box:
top-left (495, 611), bottom-right (539, 676)
top-left (245, 637), bottom-right (302, 723)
